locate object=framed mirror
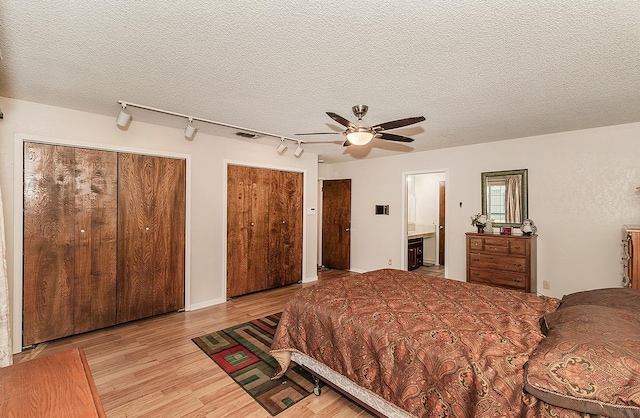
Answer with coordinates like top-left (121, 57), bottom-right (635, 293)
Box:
top-left (481, 169), bottom-right (528, 227)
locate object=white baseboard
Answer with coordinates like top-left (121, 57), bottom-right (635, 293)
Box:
top-left (302, 275), bottom-right (318, 283)
top-left (188, 296), bottom-right (226, 311)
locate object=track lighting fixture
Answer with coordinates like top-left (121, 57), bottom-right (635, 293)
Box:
top-left (276, 138), bottom-right (288, 154)
top-left (184, 117), bottom-right (197, 140)
top-left (294, 142), bottom-right (304, 157)
top-left (116, 103), bottom-right (132, 128)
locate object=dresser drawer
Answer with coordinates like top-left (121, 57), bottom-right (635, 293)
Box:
top-left (469, 237), bottom-right (484, 250)
top-left (483, 237), bottom-right (508, 247)
top-left (468, 268), bottom-right (527, 290)
top-left (468, 253), bottom-right (526, 273)
top-left (509, 242), bottom-right (527, 255)
top-left (483, 244), bottom-right (509, 254)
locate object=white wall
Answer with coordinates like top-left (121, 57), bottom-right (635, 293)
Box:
top-left (0, 97), bottom-right (319, 353)
top-left (320, 122), bottom-right (640, 298)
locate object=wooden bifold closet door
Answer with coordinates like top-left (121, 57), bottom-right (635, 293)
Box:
top-left (117, 153), bottom-right (186, 323)
top-left (23, 143), bottom-right (186, 346)
top-left (23, 143), bottom-right (118, 346)
top-left (227, 165), bottom-right (303, 298)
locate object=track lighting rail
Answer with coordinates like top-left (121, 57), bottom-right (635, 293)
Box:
top-left (117, 100), bottom-right (304, 144)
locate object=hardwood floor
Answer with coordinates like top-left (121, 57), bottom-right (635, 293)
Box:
top-left (13, 269), bottom-right (369, 418)
top-left (413, 264), bottom-right (444, 278)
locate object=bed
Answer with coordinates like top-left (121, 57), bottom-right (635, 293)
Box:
top-left (270, 269), bottom-right (640, 417)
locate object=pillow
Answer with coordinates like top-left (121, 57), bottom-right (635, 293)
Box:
top-left (525, 305), bottom-right (640, 418)
top-left (558, 287), bottom-right (640, 312)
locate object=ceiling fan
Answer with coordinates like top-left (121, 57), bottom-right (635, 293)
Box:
top-left (296, 105), bottom-right (425, 146)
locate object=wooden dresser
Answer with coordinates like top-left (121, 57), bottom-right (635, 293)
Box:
top-left (0, 347), bottom-right (105, 417)
top-left (466, 232), bottom-right (537, 292)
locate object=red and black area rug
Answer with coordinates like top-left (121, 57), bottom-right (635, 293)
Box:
top-left (192, 312), bottom-right (315, 416)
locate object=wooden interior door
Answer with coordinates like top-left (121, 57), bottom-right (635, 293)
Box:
top-left (117, 153), bottom-right (185, 323)
top-left (23, 143), bottom-right (117, 346)
top-left (438, 181), bottom-right (446, 266)
top-left (227, 165), bottom-right (270, 297)
top-left (322, 179), bottom-right (351, 270)
top-left (268, 169), bottom-right (303, 287)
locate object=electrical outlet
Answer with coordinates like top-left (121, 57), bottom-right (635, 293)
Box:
top-left (388, 259), bottom-right (392, 266)
top-left (543, 280), bottom-right (550, 290)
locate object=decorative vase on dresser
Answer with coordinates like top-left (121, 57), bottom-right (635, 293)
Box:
top-left (466, 232), bottom-right (537, 292)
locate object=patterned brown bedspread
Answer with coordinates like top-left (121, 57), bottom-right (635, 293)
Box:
top-left (270, 269), bottom-right (572, 417)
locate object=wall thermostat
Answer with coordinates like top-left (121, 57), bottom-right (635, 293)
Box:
top-left (375, 205), bottom-right (389, 215)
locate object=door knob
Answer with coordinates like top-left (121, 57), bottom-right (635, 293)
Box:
top-left (346, 228), bottom-right (350, 232)
top-left (439, 226), bottom-right (444, 229)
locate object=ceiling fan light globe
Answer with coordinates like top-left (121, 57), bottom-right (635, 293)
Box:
top-left (346, 131), bottom-right (374, 145)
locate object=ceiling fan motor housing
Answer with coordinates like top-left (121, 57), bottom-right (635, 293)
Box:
top-left (352, 105), bottom-right (368, 120)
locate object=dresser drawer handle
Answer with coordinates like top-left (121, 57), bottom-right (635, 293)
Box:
top-left (513, 278), bottom-right (522, 283)
top-left (513, 246), bottom-right (521, 250)
top-left (513, 263), bottom-right (522, 268)
top-left (472, 272), bottom-right (480, 277)
top-left (472, 258), bottom-right (481, 262)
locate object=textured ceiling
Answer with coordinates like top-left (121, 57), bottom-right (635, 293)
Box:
top-left (1, 1), bottom-right (639, 163)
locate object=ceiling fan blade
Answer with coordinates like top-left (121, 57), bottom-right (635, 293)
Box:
top-left (374, 116), bottom-right (425, 131)
top-left (295, 132), bottom-right (342, 135)
top-left (378, 132), bottom-right (415, 143)
top-left (327, 112), bottom-right (357, 129)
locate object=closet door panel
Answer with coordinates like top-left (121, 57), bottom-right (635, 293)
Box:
top-left (268, 170), bottom-right (303, 287)
top-left (150, 156), bottom-right (186, 315)
top-left (117, 153), bottom-right (185, 322)
top-left (23, 143), bottom-right (76, 345)
top-left (227, 165), bottom-right (269, 297)
top-left (73, 148), bottom-right (118, 334)
top-left (117, 153), bottom-right (155, 322)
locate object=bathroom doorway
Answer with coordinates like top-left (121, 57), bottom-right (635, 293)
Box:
top-left (406, 171), bottom-right (446, 276)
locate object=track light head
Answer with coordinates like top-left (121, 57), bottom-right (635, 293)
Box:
top-left (276, 138), bottom-right (288, 154)
top-left (116, 103), bottom-right (132, 128)
top-left (184, 117), bottom-right (197, 140)
top-left (294, 142), bottom-right (304, 158)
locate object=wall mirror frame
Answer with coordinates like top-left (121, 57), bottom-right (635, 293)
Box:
top-left (481, 169), bottom-right (528, 228)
